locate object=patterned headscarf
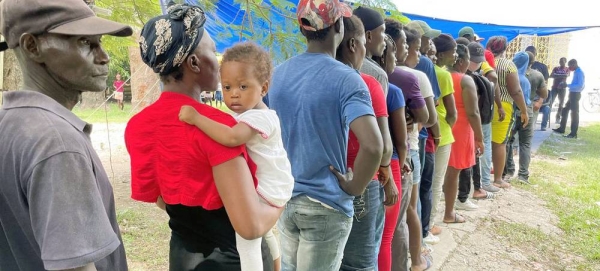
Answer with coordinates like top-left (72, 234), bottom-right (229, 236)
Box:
top-left (486, 36), bottom-right (508, 56)
top-left (139, 1), bottom-right (206, 75)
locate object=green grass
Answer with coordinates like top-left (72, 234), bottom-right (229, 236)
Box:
top-left (508, 124), bottom-right (600, 269)
top-left (72, 103), bottom-right (133, 123)
top-left (73, 102), bottom-right (232, 123)
top-left (117, 208), bottom-right (170, 270)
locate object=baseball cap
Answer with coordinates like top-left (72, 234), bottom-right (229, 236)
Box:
top-left (467, 42), bottom-right (485, 63)
top-left (297, 0), bottom-right (352, 32)
top-left (0, 0), bottom-right (133, 51)
top-left (458, 26), bottom-right (475, 38)
top-left (406, 20), bottom-right (441, 38)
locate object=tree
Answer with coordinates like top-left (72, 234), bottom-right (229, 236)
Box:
top-left (223, 0), bottom-right (409, 64)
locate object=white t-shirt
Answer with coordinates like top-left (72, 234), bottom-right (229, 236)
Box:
top-left (400, 66), bottom-right (434, 150)
top-left (236, 109), bottom-right (294, 207)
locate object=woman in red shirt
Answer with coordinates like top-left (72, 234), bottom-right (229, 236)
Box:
top-left (124, 3), bottom-right (281, 270)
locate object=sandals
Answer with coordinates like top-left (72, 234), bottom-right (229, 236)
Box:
top-left (443, 213), bottom-right (465, 224)
top-left (473, 191), bottom-right (495, 200)
top-left (410, 252), bottom-right (433, 271)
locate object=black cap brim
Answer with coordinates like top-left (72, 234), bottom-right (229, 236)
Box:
top-left (48, 16), bottom-right (133, 37)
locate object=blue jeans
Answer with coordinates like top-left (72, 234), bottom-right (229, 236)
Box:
top-left (540, 105), bottom-right (550, 129)
top-left (278, 196), bottom-right (353, 271)
top-left (480, 123), bottom-right (493, 187)
top-left (419, 151), bottom-right (435, 238)
top-left (341, 180), bottom-right (384, 271)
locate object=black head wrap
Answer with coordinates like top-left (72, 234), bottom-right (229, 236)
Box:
top-left (432, 34), bottom-right (456, 54)
top-left (139, 1), bottom-right (206, 75)
top-left (353, 6), bottom-right (384, 32)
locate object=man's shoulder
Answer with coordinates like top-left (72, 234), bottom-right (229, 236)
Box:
top-left (0, 109), bottom-right (90, 162)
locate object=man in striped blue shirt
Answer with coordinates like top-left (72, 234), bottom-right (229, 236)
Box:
top-left (553, 59), bottom-right (585, 138)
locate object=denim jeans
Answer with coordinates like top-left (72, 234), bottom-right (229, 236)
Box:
top-left (341, 180), bottom-right (385, 271)
top-left (504, 106), bottom-right (534, 180)
top-left (419, 151), bottom-right (435, 238)
top-left (540, 105), bottom-right (551, 129)
top-left (278, 196), bottom-right (353, 271)
top-left (479, 123), bottom-right (492, 187)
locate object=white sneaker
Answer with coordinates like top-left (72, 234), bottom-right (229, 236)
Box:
top-left (455, 199), bottom-right (479, 211)
top-left (423, 233), bottom-right (440, 245)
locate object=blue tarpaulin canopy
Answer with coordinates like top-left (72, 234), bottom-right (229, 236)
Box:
top-left (402, 13), bottom-right (587, 44)
top-left (160, 0), bottom-right (598, 59)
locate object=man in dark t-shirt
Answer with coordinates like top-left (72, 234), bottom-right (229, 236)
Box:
top-left (0, 0), bottom-right (133, 270)
top-left (550, 57), bottom-right (571, 123)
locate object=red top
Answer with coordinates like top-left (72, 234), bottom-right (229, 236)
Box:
top-left (125, 92), bottom-right (258, 210)
top-left (485, 50), bottom-right (496, 69)
top-left (113, 80), bottom-right (125, 92)
top-left (347, 73), bottom-right (388, 171)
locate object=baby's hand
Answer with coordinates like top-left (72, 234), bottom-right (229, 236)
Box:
top-left (179, 105), bottom-right (200, 125)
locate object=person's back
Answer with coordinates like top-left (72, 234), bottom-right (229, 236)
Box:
top-left (451, 72), bottom-right (468, 124)
top-left (513, 52), bottom-right (532, 105)
top-left (433, 64), bottom-right (456, 146)
top-left (269, 53), bottom-right (369, 213)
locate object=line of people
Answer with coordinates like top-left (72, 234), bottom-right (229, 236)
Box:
top-left (1, 0), bottom-right (585, 271)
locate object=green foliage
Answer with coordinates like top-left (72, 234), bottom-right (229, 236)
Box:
top-left (218, 0), bottom-right (304, 63)
top-left (94, 0), bottom-right (411, 75)
top-left (94, 0), bottom-right (162, 83)
top-left (353, 0), bottom-right (410, 24)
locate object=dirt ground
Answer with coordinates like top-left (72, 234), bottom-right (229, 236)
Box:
top-left (92, 122), bottom-right (586, 271)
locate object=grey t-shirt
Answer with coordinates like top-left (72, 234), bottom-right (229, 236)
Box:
top-left (526, 68), bottom-right (547, 103)
top-left (360, 57), bottom-right (389, 96)
top-left (0, 91), bottom-right (127, 271)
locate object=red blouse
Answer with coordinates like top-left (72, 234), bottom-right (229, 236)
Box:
top-left (125, 92), bottom-right (257, 210)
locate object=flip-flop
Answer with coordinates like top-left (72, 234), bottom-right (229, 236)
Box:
top-left (443, 213), bottom-right (465, 224)
top-left (473, 191), bottom-right (495, 200)
top-left (409, 252), bottom-right (433, 271)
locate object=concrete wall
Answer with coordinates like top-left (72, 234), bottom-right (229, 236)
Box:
top-left (128, 43), bottom-right (160, 113)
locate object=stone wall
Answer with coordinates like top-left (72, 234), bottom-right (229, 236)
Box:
top-left (2, 49), bottom-right (22, 91)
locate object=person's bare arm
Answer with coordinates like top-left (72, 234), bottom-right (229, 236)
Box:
top-left (389, 108), bottom-right (408, 170)
top-left (383, 107), bottom-right (408, 206)
top-left (179, 105), bottom-right (256, 147)
top-left (486, 71), bottom-right (505, 121)
top-left (340, 115), bottom-right (383, 196)
top-left (429, 122), bottom-right (442, 147)
top-left (156, 196), bottom-right (166, 211)
top-left (506, 72), bottom-right (529, 127)
top-left (377, 116), bottom-right (393, 186)
top-left (461, 76), bottom-right (484, 155)
top-left (538, 84), bottom-right (549, 100)
top-left (213, 156), bottom-right (283, 240)
top-left (423, 96), bottom-right (438, 128)
top-left (442, 93), bottom-right (457, 127)
top-left (410, 105), bottom-right (429, 124)
top-left (58, 263), bottom-right (97, 271)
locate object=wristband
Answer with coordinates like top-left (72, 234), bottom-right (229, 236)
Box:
top-left (380, 163), bottom-right (390, 168)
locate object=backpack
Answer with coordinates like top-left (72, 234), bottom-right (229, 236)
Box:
top-left (469, 71), bottom-right (495, 124)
